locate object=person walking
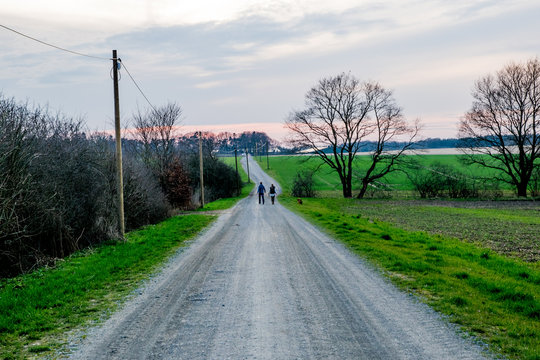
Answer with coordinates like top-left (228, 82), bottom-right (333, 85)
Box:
top-left (257, 182), bottom-right (266, 204)
top-left (269, 184), bottom-right (277, 204)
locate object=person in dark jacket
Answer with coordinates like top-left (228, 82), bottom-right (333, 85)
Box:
top-left (257, 182), bottom-right (266, 204)
top-left (269, 184), bottom-right (277, 204)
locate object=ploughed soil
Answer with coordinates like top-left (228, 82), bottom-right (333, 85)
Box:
top-left (349, 199), bottom-right (540, 262)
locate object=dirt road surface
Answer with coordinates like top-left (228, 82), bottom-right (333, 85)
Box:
top-left (68, 158), bottom-right (490, 359)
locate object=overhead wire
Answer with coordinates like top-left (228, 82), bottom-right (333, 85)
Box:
top-left (0, 24), bottom-right (110, 61)
top-left (118, 60), bottom-right (157, 112)
top-left (2, 23), bottom-right (159, 112)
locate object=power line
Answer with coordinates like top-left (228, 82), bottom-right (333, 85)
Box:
top-left (0, 23), bottom-right (109, 61)
top-left (2, 23), bottom-right (158, 112)
top-left (119, 60), bottom-right (157, 112)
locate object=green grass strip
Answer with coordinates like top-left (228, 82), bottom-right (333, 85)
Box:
top-left (279, 196), bottom-right (540, 360)
top-left (0, 214), bottom-right (215, 359)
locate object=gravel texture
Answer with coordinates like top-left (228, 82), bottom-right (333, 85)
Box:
top-left (67, 158), bottom-right (491, 359)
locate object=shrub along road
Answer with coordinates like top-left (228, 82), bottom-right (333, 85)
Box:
top-left (68, 159), bottom-right (490, 359)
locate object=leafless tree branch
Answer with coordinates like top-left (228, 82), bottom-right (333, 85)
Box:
top-left (286, 73), bottom-right (419, 198)
top-left (459, 57), bottom-right (540, 196)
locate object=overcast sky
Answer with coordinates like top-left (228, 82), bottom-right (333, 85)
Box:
top-left (1, 0), bottom-right (539, 140)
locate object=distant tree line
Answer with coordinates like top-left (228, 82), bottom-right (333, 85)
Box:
top-left (0, 97), bottom-right (240, 277)
top-left (295, 136), bottom-right (536, 154)
top-left (192, 131), bottom-right (300, 155)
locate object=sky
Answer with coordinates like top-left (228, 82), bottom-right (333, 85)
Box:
top-left (1, 0), bottom-right (539, 141)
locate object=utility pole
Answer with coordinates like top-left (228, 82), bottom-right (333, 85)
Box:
top-left (266, 141), bottom-right (269, 169)
top-left (198, 131), bottom-right (205, 208)
top-left (234, 146), bottom-right (240, 195)
top-left (245, 148), bottom-right (251, 183)
top-left (112, 50), bottom-right (125, 239)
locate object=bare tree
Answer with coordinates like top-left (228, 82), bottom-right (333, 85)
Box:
top-left (286, 73), bottom-right (418, 198)
top-left (286, 73), bottom-right (370, 197)
top-left (132, 102), bottom-right (183, 176)
top-left (356, 83), bottom-right (419, 198)
top-left (459, 58), bottom-right (540, 197)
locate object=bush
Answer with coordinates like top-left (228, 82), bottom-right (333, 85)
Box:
top-left (408, 162), bottom-right (478, 198)
top-left (0, 96), bottom-right (171, 277)
top-left (291, 170), bottom-right (316, 197)
top-left (123, 154), bottom-right (170, 229)
top-left (0, 96), bottom-right (246, 277)
top-left (187, 154), bottom-right (240, 205)
top-left (362, 180), bottom-right (393, 199)
top-left (529, 167), bottom-right (540, 197)
top-left (160, 158), bottom-right (192, 209)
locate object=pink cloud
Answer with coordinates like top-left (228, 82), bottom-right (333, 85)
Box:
top-left (181, 122), bottom-right (289, 141)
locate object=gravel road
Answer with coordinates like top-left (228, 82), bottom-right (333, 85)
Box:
top-left (68, 157), bottom-right (491, 359)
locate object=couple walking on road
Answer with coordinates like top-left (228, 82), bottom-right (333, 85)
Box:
top-left (257, 182), bottom-right (277, 205)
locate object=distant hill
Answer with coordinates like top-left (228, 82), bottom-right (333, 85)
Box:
top-left (312, 138), bottom-right (461, 154)
top-left (365, 138), bottom-right (460, 151)
top-left (213, 135), bottom-right (468, 155)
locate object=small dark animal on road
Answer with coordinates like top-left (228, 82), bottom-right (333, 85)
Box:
top-left (297, 198), bottom-right (303, 205)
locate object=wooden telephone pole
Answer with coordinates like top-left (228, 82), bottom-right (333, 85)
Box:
top-left (112, 50), bottom-right (125, 238)
top-left (266, 141), bottom-right (269, 169)
top-left (199, 132), bottom-right (205, 208)
top-left (245, 148), bottom-right (251, 183)
top-left (234, 146), bottom-right (240, 195)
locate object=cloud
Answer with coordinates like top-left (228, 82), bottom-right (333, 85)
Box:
top-left (195, 81), bottom-right (222, 89)
top-left (1, 0), bottom-right (539, 135)
top-left (209, 96), bottom-right (246, 105)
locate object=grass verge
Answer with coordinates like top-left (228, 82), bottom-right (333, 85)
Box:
top-left (0, 215), bottom-right (215, 359)
top-left (279, 196), bottom-right (540, 360)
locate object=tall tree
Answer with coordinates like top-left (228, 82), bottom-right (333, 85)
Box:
top-left (356, 83), bottom-right (419, 198)
top-left (459, 58), bottom-right (540, 197)
top-left (286, 73), bottom-right (370, 198)
top-left (132, 102), bottom-right (182, 177)
top-left (286, 73), bottom-right (418, 198)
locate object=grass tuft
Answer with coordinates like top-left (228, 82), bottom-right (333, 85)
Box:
top-left (28, 345), bottom-right (51, 353)
top-left (528, 308), bottom-right (540, 319)
top-left (454, 272), bottom-right (470, 280)
top-left (449, 296), bottom-right (468, 307)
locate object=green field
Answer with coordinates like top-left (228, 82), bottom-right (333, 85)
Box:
top-left (264, 154), bottom-right (510, 196)
top-left (261, 155), bottom-right (540, 360)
